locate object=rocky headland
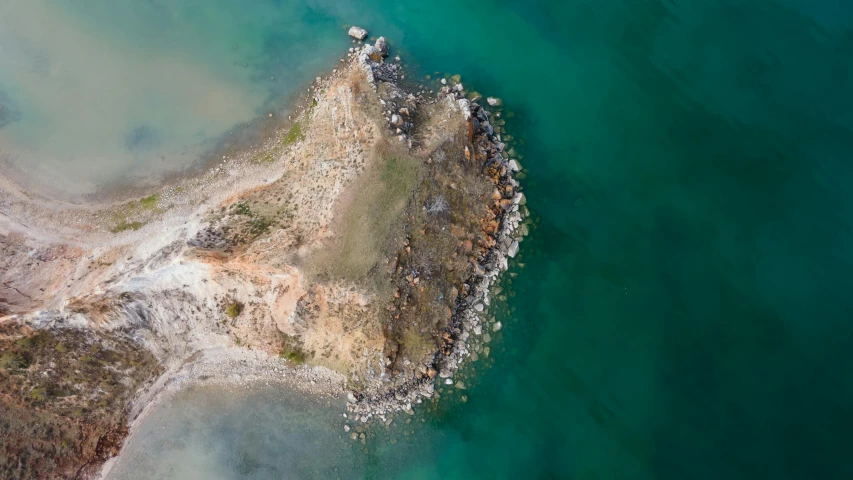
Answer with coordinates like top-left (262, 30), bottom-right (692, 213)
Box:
top-left (0, 29), bottom-right (527, 479)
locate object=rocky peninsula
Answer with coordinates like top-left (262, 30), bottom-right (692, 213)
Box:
top-left (0, 30), bottom-right (527, 479)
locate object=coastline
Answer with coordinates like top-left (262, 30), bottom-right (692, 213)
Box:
top-left (0, 30), bottom-right (528, 478)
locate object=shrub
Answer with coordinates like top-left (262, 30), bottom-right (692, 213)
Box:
top-left (0, 353), bottom-right (26, 370)
top-left (278, 333), bottom-right (306, 364)
top-left (225, 302), bottom-right (243, 319)
top-left (234, 203), bottom-right (252, 216)
top-left (426, 195), bottom-right (449, 214)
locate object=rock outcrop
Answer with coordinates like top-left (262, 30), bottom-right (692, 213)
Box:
top-left (348, 26), bottom-right (368, 41)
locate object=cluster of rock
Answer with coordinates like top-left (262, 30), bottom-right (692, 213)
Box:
top-left (350, 35), bottom-right (424, 148)
top-left (345, 39), bottom-right (527, 424)
top-left (187, 224), bottom-right (231, 250)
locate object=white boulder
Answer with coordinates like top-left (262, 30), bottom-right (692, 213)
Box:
top-left (348, 26), bottom-right (368, 40)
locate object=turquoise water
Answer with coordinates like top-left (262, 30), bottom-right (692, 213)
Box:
top-left (11, 0), bottom-right (853, 478)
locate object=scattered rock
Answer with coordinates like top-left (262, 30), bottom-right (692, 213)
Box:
top-left (348, 26), bottom-right (368, 41)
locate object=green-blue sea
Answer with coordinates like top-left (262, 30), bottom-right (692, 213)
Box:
top-left (3, 0), bottom-right (853, 478)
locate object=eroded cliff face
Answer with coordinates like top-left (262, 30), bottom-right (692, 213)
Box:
top-left (0, 36), bottom-right (525, 477)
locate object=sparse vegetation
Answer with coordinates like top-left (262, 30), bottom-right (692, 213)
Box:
top-left (382, 133), bottom-right (496, 373)
top-left (227, 202), bottom-right (274, 240)
top-left (248, 216), bottom-right (273, 235)
top-left (278, 333), bottom-right (306, 364)
top-left (401, 326), bottom-right (435, 359)
top-left (234, 202), bottom-right (252, 216)
top-left (0, 326), bottom-right (161, 479)
top-left (0, 352), bottom-right (27, 370)
top-left (110, 220), bottom-right (145, 233)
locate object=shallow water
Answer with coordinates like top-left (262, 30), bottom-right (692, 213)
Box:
top-left (10, 0), bottom-right (853, 478)
top-left (0, 0), bottom-right (346, 198)
top-left (109, 386), bottom-right (357, 479)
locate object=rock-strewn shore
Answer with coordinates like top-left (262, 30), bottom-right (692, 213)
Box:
top-left (344, 35), bottom-right (526, 422)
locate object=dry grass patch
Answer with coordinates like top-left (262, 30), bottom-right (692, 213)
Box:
top-left (312, 140), bottom-right (423, 282)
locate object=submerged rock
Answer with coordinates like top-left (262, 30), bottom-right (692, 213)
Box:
top-left (375, 36), bottom-right (390, 57)
top-left (508, 240), bottom-right (519, 258)
top-left (0, 92), bottom-right (22, 129)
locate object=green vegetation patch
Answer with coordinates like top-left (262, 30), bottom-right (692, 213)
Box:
top-left (104, 192), bottom-right (163, 233)
top-left (139, 194), bottom-right (158, 209)
top-left (110, 220), bottom-right (145, 233)
top-left (283, 121), bottom-right (304, 146)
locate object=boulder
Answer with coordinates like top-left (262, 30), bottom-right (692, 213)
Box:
top-left (375, 36), bottom-right (390, 57)
top-left (487, 97), bottom-right (503, 107)
top-left (348, 26), bottom-right (368, 40)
